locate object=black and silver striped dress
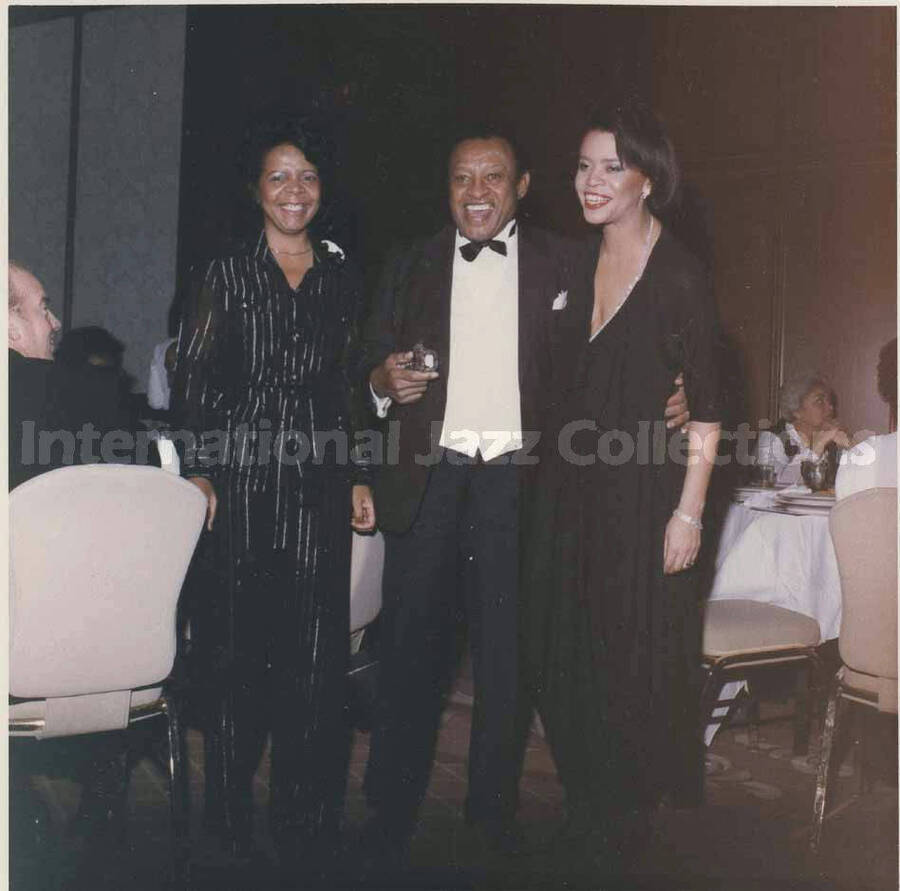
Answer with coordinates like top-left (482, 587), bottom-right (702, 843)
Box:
top-left (172, 231), bottom-right (368, 857)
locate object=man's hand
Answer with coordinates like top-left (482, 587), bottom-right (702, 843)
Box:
top-left (370, 352), bottom-right (439, 405)
top-left (187, 476), bottom-right (217, 531)
top-left (665, 373), bottom-right (691, 430)
top-left (351, 484), bottom-right (376, 533)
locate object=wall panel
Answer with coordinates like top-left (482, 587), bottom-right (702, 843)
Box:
top-left (783, 162), bottom-right (896, 434)
top-left (688, 170), bottom-right (782, 427)
top-left (651, 7), bottom-right (896, 436)
top-left (9, 17), bottom-right (74, 308)
top-left (783, 9), bottom-right (895, 157)
top-left (72, 7), bottom-right (186, 381)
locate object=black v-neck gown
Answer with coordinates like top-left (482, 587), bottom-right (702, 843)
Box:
top-left (523, 229), bottom-right (721, 815)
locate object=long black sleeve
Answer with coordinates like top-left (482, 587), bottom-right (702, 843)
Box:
top-left (171, 260), bottom-right (228, 480)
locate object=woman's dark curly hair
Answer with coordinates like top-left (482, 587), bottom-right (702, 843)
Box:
top-left (238, 113), bottom-right (338, 238)
top-left (581, 96), bottom-right (680, 217)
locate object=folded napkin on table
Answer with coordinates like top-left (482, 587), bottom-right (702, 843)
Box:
top-left (742, 489), bottom-right (781, 509)
top-left (777, 484), bottom-right (814, 497)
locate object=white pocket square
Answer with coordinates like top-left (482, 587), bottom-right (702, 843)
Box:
top-left (552, 290), bottom-right (568, 311)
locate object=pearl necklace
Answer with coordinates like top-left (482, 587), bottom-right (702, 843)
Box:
top-left (592, 215), bottom-right (656, 338)
top-left (271, 244), bottom-right (313, 256)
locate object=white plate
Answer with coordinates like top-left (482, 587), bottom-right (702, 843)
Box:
top-left (776, 493), bottom-right (835, 507)
top-left (776, 488), bottom-right (834, 500)
top-left (750, 503), bottom-right (831, 516)
top-left (780, 505), bottom-right (832, 516)
top-left (733, 485), bottom-right (788, 502)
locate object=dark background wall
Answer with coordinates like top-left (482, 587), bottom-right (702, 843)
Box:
top-left (11, 5), bottom-right (896, 435)
top-left (176, 7), bottom-right (454, 282)
top-left (648, 7), bottom-right (896, 434)
top-left (175, 6), bottom-right (647, 281)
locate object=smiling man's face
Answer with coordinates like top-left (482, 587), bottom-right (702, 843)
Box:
top-left (448, 137), bottom-right (530, 242)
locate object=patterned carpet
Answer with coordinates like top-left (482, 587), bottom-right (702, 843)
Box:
top-left (10, 675), bottom-right (898, 890)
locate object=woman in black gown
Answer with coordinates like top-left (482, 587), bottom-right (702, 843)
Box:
top-left (172, 116), bottom-right (374, 877)
top-left (524, 99), bottom-right (721, 866)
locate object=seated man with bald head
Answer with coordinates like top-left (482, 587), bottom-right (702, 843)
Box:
top-left (8, 262), bottom-right (162, 873)
top-left (8, 262), bottom-right (149, 489)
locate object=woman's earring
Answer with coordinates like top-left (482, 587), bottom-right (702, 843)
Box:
top-left (641, 185), bottom-right (651, 201)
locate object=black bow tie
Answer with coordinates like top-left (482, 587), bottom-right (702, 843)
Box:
top-left (459, 239), bottom-right (507, 262)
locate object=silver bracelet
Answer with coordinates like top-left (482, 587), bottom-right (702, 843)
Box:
top-left (673, 509), bottom-right (703, 531)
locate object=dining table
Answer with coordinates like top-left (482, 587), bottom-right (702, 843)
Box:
top-left (704, 483), bottom-right (841, 745)
top-left (709, 484), bottom-right (842, 640)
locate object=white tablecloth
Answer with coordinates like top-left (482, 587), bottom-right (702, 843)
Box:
top-left (709, 501), bottom-right (842, 641)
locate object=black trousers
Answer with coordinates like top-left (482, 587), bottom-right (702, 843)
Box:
top-left (197, 482), bottom-right (352, 861)
top-left (364, 452), bottom-right (528, 834)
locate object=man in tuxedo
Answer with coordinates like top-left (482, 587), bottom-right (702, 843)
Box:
top-left (360, 130), bottom-right (687, 862)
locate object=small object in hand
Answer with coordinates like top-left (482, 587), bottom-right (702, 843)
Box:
top-left (403, 343), bottom-right (439, 373)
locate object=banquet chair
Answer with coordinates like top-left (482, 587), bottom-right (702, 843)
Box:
top-left (9, 464), bottom-right (207, 884)
top-left (810, 487), bottom-right (897, 851)
top-left (701, 599), bottom-right (822, 754)
top-left (347, 530), bottom-right (384, 731)
top-left (349, 529), bottom-right (384, 650)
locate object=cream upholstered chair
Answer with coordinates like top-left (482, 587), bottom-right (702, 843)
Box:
top-left (347, 530), bottom-right (384, 732)
top-left (349, 529), bottom-right (384, 650)
top-left (810, 487), bottom-right (897, 851)
top-left (701, 600), bottom-right (822, 753)
top-left (9, 464), bottom-right (207, 882)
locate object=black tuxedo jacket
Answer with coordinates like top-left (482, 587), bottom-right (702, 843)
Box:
top-left (361, 224), bottom-right (574, 534)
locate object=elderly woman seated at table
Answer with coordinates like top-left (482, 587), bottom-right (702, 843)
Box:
top-left (835, 338), bottom-right (897, 500)
top-left (756, 372), bottom-right (850, 485)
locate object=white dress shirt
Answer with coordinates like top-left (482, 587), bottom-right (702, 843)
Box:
top-left (756, 423), bottom-right (820, 485)
top-left (439, 220), bottom-right (522, 460)
top-left (147, 337), bottom-right (176, 410)
top-left (372, 220), bottom-right (523, 462)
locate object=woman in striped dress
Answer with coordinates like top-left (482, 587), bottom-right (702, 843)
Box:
top-left (172, 115), bottom-right (374, 879)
